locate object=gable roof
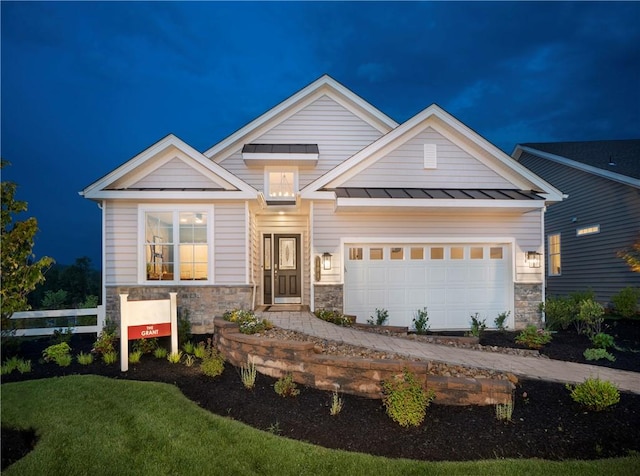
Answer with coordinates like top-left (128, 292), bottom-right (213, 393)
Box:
top-left (302, 103), bottom-right (564, 204)
top-left (203, 75), bottom-right (398, 161)
top-left (80, 134), bottom-right (258, 200)
top-left (513, 140), bottom-right (640, 189)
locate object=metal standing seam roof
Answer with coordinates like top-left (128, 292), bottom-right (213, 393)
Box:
top-left (242, 144), bottom-right (319, 154)
top-left (330, 188), bottom-right (544, 200)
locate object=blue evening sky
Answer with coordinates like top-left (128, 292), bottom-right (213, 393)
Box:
top-left (1, 1), bottom-right (638, 268)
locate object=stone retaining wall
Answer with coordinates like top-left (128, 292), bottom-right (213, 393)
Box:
top-left (214, 318), bottom-right (514, 406)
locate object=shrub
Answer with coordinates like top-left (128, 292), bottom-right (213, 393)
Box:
top-left (223, 309), bottom-right (273, 335)
top-left (330, 389), bottom-right (344, 416)
top-left (240, 357), bottom-right (257, 390)
top-left (583, 348), bottom-right (616, 362)
top-left (314, 309), bottom-right (353, 326)
top-left (200, 339), bottom-right (224, 377)
top-left (76, 352), bottom-right (94, 365)
top-left (102, 351), bottom-right (118, 365)
top-left (133, 338), bottom-right (157, 355)
top-left (177, 308), bottom-right (192, 346)
top-left (42, 342), bottom-right (72, 366)
top-left (590, 332), bottom-right (615, 349)
top-left (16, 358), bottom-right (32, 374)
top-left (540, 296), bottom-right (574, 330)
top-left (494, 311), bottom-right (510, 332)
top-left (274, 374), bottom-right (300, 397)
top-left (183, 341), bottom-right (196, 355)
top-left (467, 313), bottom-right (486, 337)
top-left (611, 286), bottom-right (640, 318)
top-left (1, 356), bottom-right (31, 375)
top-left (128, 350), bottom-right (143, 364)
top-left (193, 342), bottom-right (207, 359)
top-left (367, 308), bottom-right (389, 326)
top-left (381, 368), bottom-right (435, 427)
top-left (566, 377), bottom-right (620, 411)
top-left (52, 327), bottom-right (73, 344)
top-left (515, 325), bottom-right (552, 349)
top-left (153, 347), bottom-right (168, 359)
top-left (412, 307), bottom-right (430, 334)
top-left (576, 298), bottom-right (605, 337)
top-left (93, 327), bottom-right (117, 355)
top-left (167, 351), bottom-right (183, 364)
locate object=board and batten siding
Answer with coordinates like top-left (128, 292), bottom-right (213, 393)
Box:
top-left (218, 95), bottom-right (384, 191)
top-left (311, 201), bottom-right (543, 284)
top-left (130, 157), bottom-right (228, 190)
top-left (104, 201), bottom-right (248, 286)
top-left (518, 152), bottom-right (640, 303)
top-left (342, 127), bottom-right (515, 189)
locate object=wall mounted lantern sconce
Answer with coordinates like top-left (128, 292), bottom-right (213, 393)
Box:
top-left (526, 251), bottom-right (542, 268)
top-left (322, 252), bottom-right (332, 270)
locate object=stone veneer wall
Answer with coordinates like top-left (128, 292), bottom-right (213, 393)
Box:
top-left (514, 283), bottom-right (543, 330)
top-left (313, 284), bottom-right (343, 311)
top-left (214, 318), bottom-right (514, 406)
top-left (106, 285), bottom-right (253, 334)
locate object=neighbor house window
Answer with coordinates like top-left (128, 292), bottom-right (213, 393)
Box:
top-left (265, 168), bottom-right (297, 201)
top-left (143, 208), bottom-right (211, 282)
top-left (576, 225), bottom-right (600, 236)
top-left (548, 233), bottom-right (561, 276)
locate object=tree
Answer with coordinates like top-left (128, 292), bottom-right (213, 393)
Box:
top-left (1, 160), bottom-right (54, 328)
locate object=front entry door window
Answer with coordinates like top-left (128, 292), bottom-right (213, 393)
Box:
top-left (263, 234), bottom-right (301, 304)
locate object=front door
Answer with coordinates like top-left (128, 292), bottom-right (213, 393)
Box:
top-left (266, 234), bottom-right (301, 304)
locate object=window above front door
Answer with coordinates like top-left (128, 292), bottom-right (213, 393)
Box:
top-left (264, 167), bottom-right (298, 204)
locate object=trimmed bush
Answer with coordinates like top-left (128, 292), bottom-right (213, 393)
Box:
top-left (583, 348), bottom-right (616, 362)
top-left (515, 325), bottom-right (552, 349)
top-left (611, 286), bottom-right (640, 318)
top-left (382, 368), bottom-right (435, 427)
top-left (274, 374), bottom-right (300, 397)
top-left (566, 377), bottom-right (620, 411)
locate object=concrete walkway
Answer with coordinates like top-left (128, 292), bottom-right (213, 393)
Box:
top-left (256, 310), bottom-right (640, 395)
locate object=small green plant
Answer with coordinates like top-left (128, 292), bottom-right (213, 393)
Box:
top-left (314, 309), bottom-right (353, 326)
top-left (133, 338), bottom-right (158, 354)
top-left (184, 354), bottom-right (196, 367)
top-left (515, 325), bottom-right (552, 349)
top-left (193, 342), bottom-right (207, 359)
top-left (224, 309), bottom-right (273, 335)
top-left (583, 348), bottom-right (616, 362)
top-left (200, 339), bottom-right (225, 377)
top-left (367, 308), bottom-right (389, 326)
top-left (1, 356), bottom-right (31, 375)
top-left (274, 373), bottom-right (300, 397)
top-left (494, 311), bottom-right (510, 332)
top-left (576, 298), bottom-right (605, 337)
top-left (611, 286), bottom-right (640, 318)
top-left (330, 389), bottom-right (344, 416)
top-left (267, 421), bottom-right (282, 435)
top-left (42, 342), bottom-right (72, 366)
top-left (495, 401), bottom-right (514, 422)
top-left (240, 356), bottom-right (257, 390)
top-left (16, 359), bottom-right (32, 374)
top-left (566, 377), bottom-right (620, 411)
top-left (76, 352), bottom-right (94, 365)
top-left (153, 347), bottom-right (168, 359)
top-left (467, 313), bottom-right (486, 337)
top-left (590, 332), bottom-right (615, 349)
top-left (540, 296), bottom-right (575, 331)
top-left (128, 350), bottom-right (143, 364)
top-left (183, 341), bottom-right (196, 355)
top-left (93, 327), bottom-right (117, 355)
top-left (102, 351), bottom-right (118, 365)
top-left (412, 307), bottom-right (430, 334)
top-left (167, 351), bottom-right (183, 364)
top-left (381, 368), bottom-right (435, 427)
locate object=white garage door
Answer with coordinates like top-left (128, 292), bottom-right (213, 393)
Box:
top-left (344, 243), bottom-right (512, 330)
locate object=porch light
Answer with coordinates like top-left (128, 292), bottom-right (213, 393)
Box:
top-left (526, 251), bottom-right (541, 268)
top-left (322, 252), bottom-right (332, 270)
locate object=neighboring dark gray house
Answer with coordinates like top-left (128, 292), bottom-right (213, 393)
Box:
top-left (512, 140), bottom-right (640, 306)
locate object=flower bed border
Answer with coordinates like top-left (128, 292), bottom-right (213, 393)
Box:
top-left (214, 318), bottom-right (514, 405)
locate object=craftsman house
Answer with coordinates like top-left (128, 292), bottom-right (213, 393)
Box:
top-left (513, 140), bottom-right (640, 305)
top-left (81, 75), bottom-right (564, 333)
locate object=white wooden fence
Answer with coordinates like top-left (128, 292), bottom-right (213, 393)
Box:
top-left (9, 305), bottom-right (106, 337)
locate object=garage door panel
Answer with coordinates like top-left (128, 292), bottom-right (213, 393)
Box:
top-left (344, 243), bottom-right (511, 330)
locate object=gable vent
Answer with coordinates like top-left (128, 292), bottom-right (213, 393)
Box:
top-left (424, 143), bottom-right (437, 169)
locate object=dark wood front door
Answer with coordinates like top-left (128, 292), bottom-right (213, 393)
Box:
top-left (272, 234), bottom-right (301, 304)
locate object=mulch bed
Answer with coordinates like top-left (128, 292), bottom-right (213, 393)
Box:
top-left (2, 319), bottom-right (640, 469)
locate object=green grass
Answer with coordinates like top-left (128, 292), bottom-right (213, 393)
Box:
top-left (2, 376), bottom-right (638, 475)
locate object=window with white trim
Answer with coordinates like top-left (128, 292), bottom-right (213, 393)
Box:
top-left (265, 168), bottom-right (297, 201)
top-left (143, 208), bottom-right (211, 282)
top-left (548, 233), bottom-right (561, 276)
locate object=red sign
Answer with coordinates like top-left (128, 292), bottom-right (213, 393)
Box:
top-left (128, 323), bottom-right (171, 340)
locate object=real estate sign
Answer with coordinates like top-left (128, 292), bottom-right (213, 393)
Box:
top-left (119, 293), bottom-right (178, 372)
